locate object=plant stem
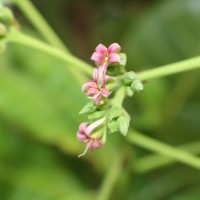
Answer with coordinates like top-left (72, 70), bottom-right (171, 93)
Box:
top-left (7, 29), bottom-right (200, 81)
top-left (14, 0), bottom-right (69, 53)
top-left (138, 56), bottom-right (200, 81)
top-left (111, 86), bottom-right (125, 107)
top-left (134, 141), bottom-right (200, 173)
top-left (127, 129), bottom-right (200, 170)
top-left (95, 154), bottom-right (124, 200)
top-left (7, 29), bottom-right (93, 75)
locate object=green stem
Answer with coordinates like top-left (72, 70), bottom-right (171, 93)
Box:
top-left (127, 129), bottom-right (200, 170)
top-left (14, 0), bottom-right (69, 53)
top-left (6, 30), bottom-right (200, 81)
top-left (111, 86), bottom-right (125, 107)
top-left (95, 154), bottom-right (124, 200)
top-left (134, 141), bottom-right (200, 173)
top-left (138, 56), bottom-right (200, 81)
top-left (7, 29), bottom-right (93, 75)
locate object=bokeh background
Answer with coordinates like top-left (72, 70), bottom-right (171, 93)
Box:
top-left (0, 0), bottom-right (200, 199)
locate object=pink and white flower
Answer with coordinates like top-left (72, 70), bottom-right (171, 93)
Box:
top-left (91, 43), bottom-right (121, 66)
top-left (77, 118), bottom-right (106, 157)
top-left (82, 68), bottom-right (110, 104)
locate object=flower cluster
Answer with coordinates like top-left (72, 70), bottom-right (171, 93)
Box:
top-left (77, 43), bottom-right (143, 157)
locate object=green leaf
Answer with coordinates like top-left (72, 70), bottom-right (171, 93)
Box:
top-left (79, 102), bottom-right (97, 115)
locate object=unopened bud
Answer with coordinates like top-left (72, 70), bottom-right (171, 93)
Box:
top-left (117, 115), bottom-right (129, 136)
top-left (125, 86), bottom-right (134, 97)
top-left (123, 71), bottom-right (136, 85)
top-left (131, 79), bottom-right (143, 92)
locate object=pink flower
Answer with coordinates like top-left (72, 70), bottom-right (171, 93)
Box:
top-left (82, 68), bottom-right (110, 104)
top-left (91, 43), bottom-right (121, 66)
top-left (77, 118), bottom-right (106, 157)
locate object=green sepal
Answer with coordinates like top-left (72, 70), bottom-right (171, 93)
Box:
top-left (119, 53), bottom-right (127, 67)
top-left (131, 79), bottom-right (143, 92)
top-left (117, 115), bottom-right (129, 136)
top-left (101, 130), bottom-right (107, 144)
top-left (109, 107), bottom-right (123, 121)
top-left (88, 110), bottom-right (106, 121)
top-left (125, 86), bottom-right (134, 97)
top-left (79, 102), bottom-right (97, 115)
top-left (107, 119), bottom-right (119, 133)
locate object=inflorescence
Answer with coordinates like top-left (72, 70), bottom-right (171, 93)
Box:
top-left (77, 43), bottom-right (143, 157)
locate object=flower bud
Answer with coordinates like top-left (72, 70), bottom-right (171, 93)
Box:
top-left (117, 113), bottom-right (130, 136)
top-left (123, 71), bottom-right (136, 85)
top-left (125, 86), bottom-right (134, 97)
top-left (131, 79), bottom-right (143, 92)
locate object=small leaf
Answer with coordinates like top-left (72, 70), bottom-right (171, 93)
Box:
top-left (88, 110), bottom-right (105, 121)
top-left (79, 102), bottom-right (96, 115)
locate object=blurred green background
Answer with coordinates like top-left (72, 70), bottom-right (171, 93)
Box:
top-left (0, 0), bottom-right (200, 199)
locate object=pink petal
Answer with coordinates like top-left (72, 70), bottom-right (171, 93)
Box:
top-left (93, 93), bottom-right (101, 105)
top-left (108, 53), bottom-right (120, 63)
top-left (105, 75), bottom-right (111, 82)
top-left (82, 81), bottom-right (97, 92)
top-left (91, 52), bottom-right (104, 63)
top-left (92, 138), bottom-right (102, 148)
top-left (101, 88), bottom-right (110, 98)
top-left (97, 65), bottom-right (107, 88)
top-left (85, 117), bottom-right (105, 136)
top-left (87, 88), bottom-right (99, 95)
top-left (77, 123), bottom-right (88, 141)
top-left (93, 69), bottom-right (98, 82)
top-left (79, 122), bottom-right (88, 132)
top-left (95, 44), bottom-right (107, 54)
top-left (77, 132), bottom-right (87, 141)
top-left (108, 43), bottom-right (121, 53)
top-left (88, 139), bottom-right (102, 150)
